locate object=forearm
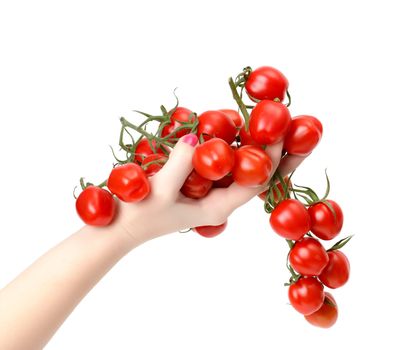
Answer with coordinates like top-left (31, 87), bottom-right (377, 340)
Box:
top-left (0, 225), bottom-right (134, 350)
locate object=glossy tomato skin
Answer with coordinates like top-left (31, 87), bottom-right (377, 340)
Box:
top-left (289, 237), bottom-right (329, 276)
top-left (161, 107), bottom-right (195, 141)
top-left (213, 173), bottom-right (234, 188)
top-left (232, 146), bottom-right (273, 187)
top-left (258, 176), bottom-right (291, 200)
top-left (245, 66), bottom-right (289, 102)
top-left (319, 250), bottom-right (350, 289)
top-left (308, 200), bottom-right (344, 240)
top-left (192, 138), bottom-right (235, 181)
top-left (197, 110), bottom-right (237, 144)
top-left (239, 126), bottom-right (261, 146)
top-left (76, 186), bottom-right (116, 226)
top-left (193, 220), bottom-right (227, 238)
top-left (269, 199), bottom-right (311, 240)
top-left (142, 153), bottom-right (168, 177)
top-left (180, 170), bottom-right (213, 199)
top-left (284, 115), bottom-right (323, 156)
top-left (107, 163), bottom-right (151, 202)
top-left (219, 109), bottom-right (244, 131)
top-left (305, 292), bottom-right (338, 328)
top-left (288, 277), bottom-right (325, 315)
top-left (134, 138), bottom-right (166, 164)
top-left (249, 100), bottom-right (291, 145)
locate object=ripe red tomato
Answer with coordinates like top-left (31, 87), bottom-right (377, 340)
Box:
top-left (107, 163), bottom-right (151, 202)
top-left (288, 277), bottom-right (325, 315)
top-left (141, 153), bottom-right (168, 177)
top-left (305, 292), bottom-right (338, 328)
top-left (319, 250), bottom-right (350, 289)
top-left (197, 110), bottom-right (237, 144)
top-left (269, 199), bottom-right (311, 240)
top-left (308, 200), bottom-right (344, 240)
top-left (213, 173), bottom-right (234, 188)
top-left (193, 220), bottom-right (227, 238)
top-left (161, 107), bottom-right (195, 141)
top-left (284, 115), bottom-right (323, 156)
top-left (289, 237), bottom-right (329, 276)
top-left (249, 100), bottom-right (291, 145)
top-left (180, 170), bottom-right (213, 199)
top-left (258, 176), bottom-right (291, 200)
top-left (239, 126), bottom-right (261, 146)
top-left (192, 138), bottom-right (235, 181)
top-left (219, 109), bottom-right (244, 130)
top-left (232, 146), bottom-right (273, 187)
top-left (245, 66), bottom-right (289, 102)
top-left (134, 138), bottom-right (166, 164)
top-left (76, 186), bottom-right (116, 226)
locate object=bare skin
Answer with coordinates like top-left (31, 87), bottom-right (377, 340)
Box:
top-left (0, 136), bottom-right (307, 349)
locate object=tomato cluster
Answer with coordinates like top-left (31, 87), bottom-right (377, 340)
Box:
top-left (74, 65), bottom-right (351, 328)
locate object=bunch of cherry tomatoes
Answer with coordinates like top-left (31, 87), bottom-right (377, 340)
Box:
top-left (75, 66), bottom-right (351, 329)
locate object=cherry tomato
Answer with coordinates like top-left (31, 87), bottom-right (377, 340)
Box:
top-left (197, 110), bottom-right (237, 144)
top-left (76, 186), bottom-right (116, 226)
top-left (308, 200), bottom-right (344, 240)
top-left (107, 163), bottom-right (151, 202)
top-left (239, 126), bottom-right (261, 146)
top-left (193, 220), bottom-right (227, 238)
top-left (249, 100), bottom-right (291, 145)
top-left (219, 109), bottom-right (244, 131)
top-left (180, 170), bottom-right (213, 199)
top-left (245, 66), bottom-right (289, 102)
top-left (289, 237), bottom-right (329, 276)
top-left (141, 153), bottom-right (168, 177)
top-left (161, 107), bottom-right (195, 141)
top-left (284, 115), bottom-right (323, 156)
top-left (288, 277), bottom-right (325, 315)
top-left (232, 145), bottom-right (273, 186)
top-left (269, 199), bottom-right (311, 240)
top-left (134, 138), bottom-right (166, 164)
top-left (192, 138), bottom-right (235, 181)
top-left (305, 292), bottom-right (338, 328)
top-left (319, 250), bottom-right (350, 289)
top-left (213, 173), bottom-right (234, 188)
top-left (258, 176), bottom-right (291, 200)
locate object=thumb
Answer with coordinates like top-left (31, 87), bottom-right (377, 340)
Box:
top-left (152, 133), bottom-right (199, 196)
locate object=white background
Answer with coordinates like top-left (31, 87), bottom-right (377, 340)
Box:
top-left (1, 0), bottom-right (414, 349)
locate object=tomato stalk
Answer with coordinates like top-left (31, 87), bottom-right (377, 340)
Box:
top-left (228, 77), bottom-right (251, 130)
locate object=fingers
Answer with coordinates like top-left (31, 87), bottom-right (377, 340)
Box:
top-left (152, 134), bottom-right (198, 197)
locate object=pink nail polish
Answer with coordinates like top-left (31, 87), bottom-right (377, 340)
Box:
top-left (181, 133), bottom-right (198, 147)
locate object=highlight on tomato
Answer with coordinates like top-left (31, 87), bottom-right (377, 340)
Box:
top-left (197, 110), bottom-right (237, 144)
top-left (319, 250), bottom-right (350, 289)
top-left (245, 66), bottom-right (289, 102)
top-left (288, 277), bottom-right (325, 315)
top-left (308, 200), bottom-right (344, 240)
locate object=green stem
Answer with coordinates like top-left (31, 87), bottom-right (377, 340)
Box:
top-left (228, 77), bottom-right (250, 130)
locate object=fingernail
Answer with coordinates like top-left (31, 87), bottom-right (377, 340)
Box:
top-left (181, 133), bottom-right (198, 147)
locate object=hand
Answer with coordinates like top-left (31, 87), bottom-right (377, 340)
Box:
top-left (111, 134), bottom-right (308, 249)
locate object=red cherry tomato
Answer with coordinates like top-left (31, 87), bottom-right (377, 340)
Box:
top-left (219, 109), bottom-right (244, 130)
top-left (107, 163), bottom-right (151, 202)
top-left (245, 66), bottom-right (289, 102)
top-left (284, 115), bottom-right (323, 156)
top-left (319, 250), bottom-right (350, 289)
top-left (141, 153), bottom-right (168, 177)
top-left (305, 292), bottom-right (338, 328)
top-left (249, 100), bottom-right (291, 145)
top-left (161, 107), bottom-right (195, 141)
top-left (213, 173), bottom-right (234, 188)
top-left (232, 145), bottom-right (273, 187)
top-left (289, 237), bottom-right (329, 276)
top-left (288, 277), bottom-right (325, 315)
top-left (193, 220), bottom-right (227, 238)
top-left (239, 126), bottom-right (261, 146)
top-left (269, 199), bottom-right (311, 240)
top-left (197, 110), bottom-right (237, 144)
top-left (258, 176), bottom-right (291, 200)
top-left (76, 186), bottom-right (116, 226)
top-left (192, 138), bottom-right (235, 181)
top-left (134, 138), bottom-right (166, 164)
top-left (180, 170), bottom-right (213, 199)
top-left (308, 200), bottom-right (344, 240)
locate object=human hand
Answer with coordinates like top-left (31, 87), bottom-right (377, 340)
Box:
top-left (111, 134), bottom-right (308, 250)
